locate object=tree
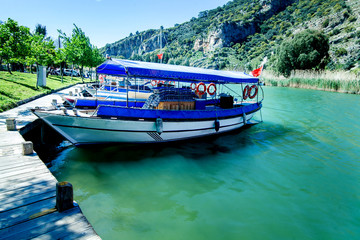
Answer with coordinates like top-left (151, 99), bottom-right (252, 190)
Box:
top-left (275, 29), bottom-right (329, 77)
top-left (59, 24), bottom-right (91, 81)
top-left (0, 18), bottom-right (31, 74)
top-left (54, 48), bottom-right (66, 83)
top-left (88, 46), bottom-right (105, 80)
top-left (26, 33), bottom-right (55, 87)
top-left (35, 24), bottom-right (47, 36)
top-left (59, 24), bottom-right (104, 81)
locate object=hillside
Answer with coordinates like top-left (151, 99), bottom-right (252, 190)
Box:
top-left (100, 0), bottom-right (360, 74)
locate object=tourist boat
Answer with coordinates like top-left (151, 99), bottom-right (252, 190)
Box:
top-left (32, 59), bottom-right (263, 145)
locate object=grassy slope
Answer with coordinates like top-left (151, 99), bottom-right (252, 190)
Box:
top-left (0, 71), bottom-right (85, 112)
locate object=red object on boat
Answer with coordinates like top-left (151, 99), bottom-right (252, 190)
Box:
top-left (251, 66), bottom-right (263, 77)
top-left (157, 53), bottom-right (163, 60)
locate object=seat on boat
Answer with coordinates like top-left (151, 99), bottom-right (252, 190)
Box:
top-left (142, 94), bottom-right (161, 109)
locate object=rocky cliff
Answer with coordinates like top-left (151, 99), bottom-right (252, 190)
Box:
top-left (103, 0), bottom-right (295, 58)
top-left (103, 29), bottom-right (168, 59)
top-left (101, 0), bottom-right (360, 72)
top-left (194, 0), bottom-right (296, 52)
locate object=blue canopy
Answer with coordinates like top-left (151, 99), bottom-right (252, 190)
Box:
top-left (97, 59), bottom-right (258, 84)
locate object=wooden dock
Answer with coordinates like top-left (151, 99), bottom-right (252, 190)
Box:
top-left (0, 85), bottom-right (100, 239)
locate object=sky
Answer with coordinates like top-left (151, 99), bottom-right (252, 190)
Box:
top-left (0, 0), bottom-right (230, 48)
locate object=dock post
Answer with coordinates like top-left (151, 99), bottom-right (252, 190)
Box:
top-left (6, 118), bottom-right (16, 131)
top-left (22, 141), bottom-right (33, 155)
top-left (56, 181), bottom-right (74, 212)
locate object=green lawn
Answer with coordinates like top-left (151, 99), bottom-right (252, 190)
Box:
top-left (0, 71), bottom-right (88, 112)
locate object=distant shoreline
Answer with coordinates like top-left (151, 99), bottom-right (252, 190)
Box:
top-left (261, 70), bottom-right (360, 95)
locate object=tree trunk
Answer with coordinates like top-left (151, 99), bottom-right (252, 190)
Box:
top-left (7, 63), bottom-right (12, 75)
top-left (71, 64), bottom-right (74, 81)
top-left (60, 61), bottom-right (64, 83)
top-left (81, 65), bottom-right (84, 83)
top-left (36, 64), bottom-right (39, 88)
top-left (19, 63), bottom-right (25, 72)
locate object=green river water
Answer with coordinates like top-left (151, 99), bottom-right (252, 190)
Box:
top-left (52, 86), bottom-right (360, 240)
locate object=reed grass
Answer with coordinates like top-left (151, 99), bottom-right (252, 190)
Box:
top-left (262, 70), bottom-right (360, 94)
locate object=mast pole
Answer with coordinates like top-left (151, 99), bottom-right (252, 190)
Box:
top-left (160, 27), bottom-right (162, 64)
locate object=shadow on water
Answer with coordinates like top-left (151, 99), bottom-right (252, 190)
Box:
top-left (72, 126), bottom-right (250, 162)
top-left (67, 121), bottom-right (295, 164)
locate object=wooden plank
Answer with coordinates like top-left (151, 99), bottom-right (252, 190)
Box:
top-left (0, 145), bottom-right (22, 156)
top-left (0, 175), bottom-right (54, 193)
top-left (0, 134), bottom-right (24, 146)
top-left (32, 216), bottom-right (100, 240)
top-left (0, 167), bottom-right (51, 183)
top-left (0, 159), bottom-right (46, 173)
top-left (0, 190), bottom-right (56, 213)
top-left (0, 206), bottom-right (82, 239)
top-left (0, 172), bottom-right (55, 193)
top-left (0, 181), bottom-right (56, 203)
top-left (0, 183), bottom-right (55, 204)
top-left (0, 161), bottom-right (46, 176)
top-left (0, 197), bottom-right (56, 229)
top-left (0, 152), bottom-right (40, 162)
top-left (0, 206), bottom-right (99, 240)
top-left (0, 171), bottom-right (53, 191)
top-left (0, 179), bottom-right (56, 198)
top-left (0, 157), bottom-right (40, 170)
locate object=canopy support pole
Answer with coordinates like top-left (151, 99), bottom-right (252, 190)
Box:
top-left (126, 76), bottom-right (129, 108)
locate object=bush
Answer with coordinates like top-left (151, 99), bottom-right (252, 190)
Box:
top-left (343, 60), bottom-right (355, 70)
top-left (344, 25), bottom-right (355, 33)
top-left (348, 16), bottom-right (357, 23)
top-left (332, 28), bottom-right (341, 35)
top-left (275, 29), bottom-right (330, 77)
top-left (335, 48), bottom-right (347, 57)
top-left (322, 18), bottom-right (330, 28)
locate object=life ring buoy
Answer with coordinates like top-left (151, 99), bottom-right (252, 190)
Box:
top-left (207, 83), bottom-right (217, 96)
top-left (196, 82), bottom-right (206, 96)
top-left (249, 85), bottom-right (258, 99)
top-left (169, 81), bottom-right (176, 86)
top-left (99, 75), bottom-right (105, 84)
top-left (190, 82), bottom-right (196, 90)
top-left (151, 80), bottom-right (158, 86)
top-left (243, 85), bottom-right (250, 100)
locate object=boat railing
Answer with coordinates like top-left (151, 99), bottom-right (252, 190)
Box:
top-left (222, 83), bottom-right (264, 105)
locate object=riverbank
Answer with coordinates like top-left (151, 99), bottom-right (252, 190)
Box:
top-left (262, 70), bottom-right (360, 94)
top-left (0, 71), bottom-right (87, 112)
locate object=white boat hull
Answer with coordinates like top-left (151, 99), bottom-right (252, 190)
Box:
top-left (34, 110), bottom-right (257, 145)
